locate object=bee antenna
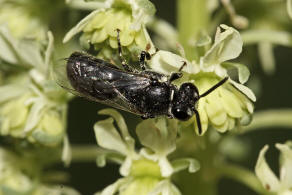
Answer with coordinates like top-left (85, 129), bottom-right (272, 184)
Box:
top-left (199, 77), bottom-right (229, 98)
top-left (58, 57), bottom-right (69, 62)
top-left (193, 109), bottom-right (202, 135)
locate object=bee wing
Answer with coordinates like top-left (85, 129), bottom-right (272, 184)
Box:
top-left (52, 60), bottom-right (150, 115)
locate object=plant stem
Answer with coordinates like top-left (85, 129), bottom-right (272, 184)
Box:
top-left (177, 0), bottom-right (209, 61)
top-left (71, 145), bottom-right (101, 162)
top-left (242, 109), bottom-right (292, 133)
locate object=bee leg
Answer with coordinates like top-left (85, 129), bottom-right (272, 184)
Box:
top-left (141, 113), bottom-right (154, 120)
top-left (116, 29), bottom-right (134, 72)
top-left (139, 51), bottom-right (151, 71)
top-left (168, 61), bottom-right (187, 83)
top-left (168, 72), bottom-right (183, 83)
top-left (139, 44), bottom-right (160, 70)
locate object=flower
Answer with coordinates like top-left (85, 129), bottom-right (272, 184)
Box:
top-left (94, 109), bottom-right (200, 195)
top-left (255, 142), bottom-right (292, 195)
top-left (0, 0), bottom-right (53, 40)
top-left (149, 25), bottom-right (256, 135)
top-left (63, 0), bottom-right (156, 60)
top-left (0, 27), bottom-right (70, 146)
top-left (0, 147), bottom-right (79, 195)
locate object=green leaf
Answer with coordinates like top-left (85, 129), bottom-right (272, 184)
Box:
top-left (222, 62), bottom-right (250, 84)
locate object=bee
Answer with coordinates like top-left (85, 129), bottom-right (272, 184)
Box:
top-left (55, 29), bottom-right (228, 134)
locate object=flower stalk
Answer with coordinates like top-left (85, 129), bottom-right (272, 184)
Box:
top-left (177, 0), bottom-right (209, 60)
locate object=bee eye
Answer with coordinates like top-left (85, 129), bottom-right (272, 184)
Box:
top-left (172, 107), bottom-right (192, 121)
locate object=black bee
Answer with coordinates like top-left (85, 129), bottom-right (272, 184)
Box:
top-left (56, 30), bottom-right (228, 134)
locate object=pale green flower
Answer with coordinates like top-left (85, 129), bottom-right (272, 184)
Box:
top-left (255, 142), bottom-right (292, 195)
top-left (149, 25), bottom-right (256, 135)
top-left (0, 0), bottom-right (51, 40)
top-left (0, 27), bottom-right (70, 146)
top-left (0, 147), bottom-right (79, 195)
top-left (94, 109), bottom-right (200, 195)
top-left (63, 0), bottom-right (156, 60)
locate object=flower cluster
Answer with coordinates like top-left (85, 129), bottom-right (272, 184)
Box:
top-left (0, 26), bottom-right (69, 146)
top-left (149, 25), bottom-right (256, 135)
top-left (0, 0), bottom-right (63, 40)
top-left (94, 109), bottom-right (200, 195)
top-left (64, 0), bottom-right (156, 60)
top-left (0, 147), bottom-right (79, 194)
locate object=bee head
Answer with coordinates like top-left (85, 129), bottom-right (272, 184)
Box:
top-left (171, 83), bottom-right (199, 121)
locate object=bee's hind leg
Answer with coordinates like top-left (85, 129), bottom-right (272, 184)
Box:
top-left (168, 61), bottom-right (187, 83)
top-left (116, 29), bottom-right (135, 72)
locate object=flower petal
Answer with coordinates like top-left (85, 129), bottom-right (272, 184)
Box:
top-left (219, 87), bottom-right (243, 118)
top-left (136, 118), bottom-right (177, 156)
top-left (213, 118), bottom-right (229, 133)
top-left (222, 62), bottom-right (250, 84)
top-left (205, 90), bottom-right (227, 126)
top-left (171, 158), bottom-right (200, 173)
top-left (158, 156), bottom-right (174, 177)
top-left (120, 28), bottom-right (135, 46)
top-left (62, 135), bottom-right (72, 167)
top-left (91, 28), bottom-right (108, 43)
top-left (63, 9), bottom-right (103, 43)
top-left (24, 99), bottom-right (46, 133)
top-left (276, 142), bottom-right (292, 190)
top-left (98, 109), bottom-right (135, 152)
top-left (203, 24), bottom-right (242, 66)
top-left (94, 117), bottom-right (129, 156)
top-left (99, 178), bottom-right (132, 195)
top-left (255, 145), bottom-right (280, 192)
top-left (149, 180), bottom-right (181, 195)
top-left (229, 79), bottom-right (256, 102)
top-left (149, 50), bottom-right (192, 75)
top-left (84, 11), bottom-right (108, 32)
